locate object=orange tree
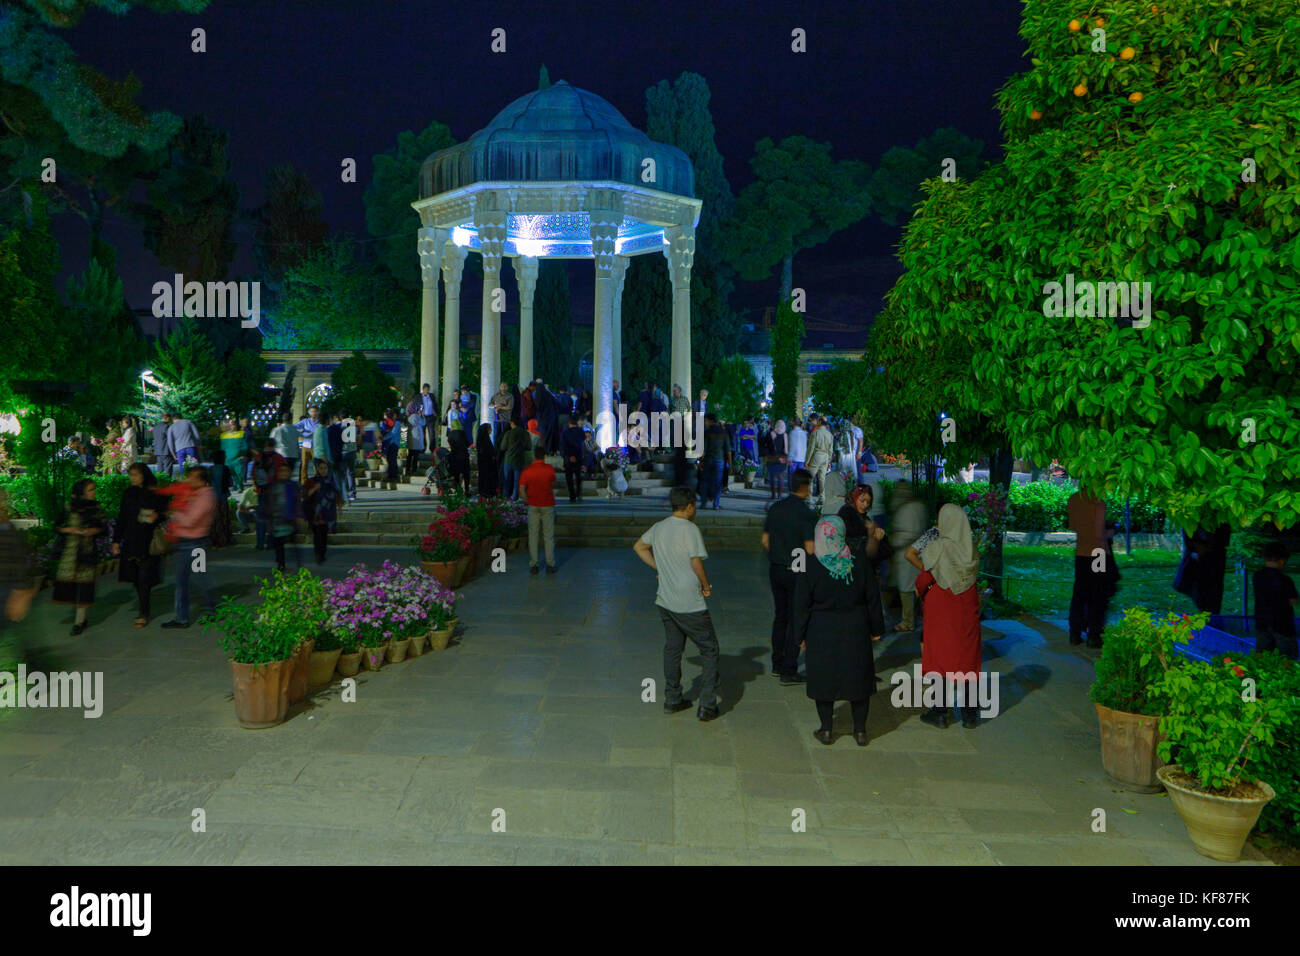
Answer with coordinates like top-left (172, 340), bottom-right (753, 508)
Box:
top-left (886, 0), bottom-right (1300, 534)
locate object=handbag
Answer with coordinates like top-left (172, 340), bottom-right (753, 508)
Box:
top-left (149, 522), bottom-right (173, 556)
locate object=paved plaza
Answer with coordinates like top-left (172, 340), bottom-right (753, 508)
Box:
top-left (0, 537), bottom-right (1271, 866)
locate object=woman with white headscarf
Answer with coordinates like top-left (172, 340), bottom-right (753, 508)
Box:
top-left (793, 515), bottom-right (882, 747)
top-left (905, 503), bottom-right (982, 729)
top-left (764, 420), bottom-right (788, 499)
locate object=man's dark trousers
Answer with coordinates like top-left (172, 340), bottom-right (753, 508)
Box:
top-left (564, 460), bottom-right (582, 501)
top-left (769, 564), bottom-right (800, 676)
top-left (659, 607), bottom-right (720, 709)
top-left (1068, 556), bottom-right (1108, 642)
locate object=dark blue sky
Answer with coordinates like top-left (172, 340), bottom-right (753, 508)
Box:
top-left (60, 0), bottom-right (1027, 330)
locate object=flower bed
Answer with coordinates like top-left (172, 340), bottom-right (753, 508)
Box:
top-left (324, 560), bottom-right (460, 650)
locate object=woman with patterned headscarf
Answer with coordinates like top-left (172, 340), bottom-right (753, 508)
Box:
top-left (905, 503), bottom-right (983, 728)
top-left (793, 515), bottom-right (883, 747)
top-left (53, 478), bottom-right (106, 635)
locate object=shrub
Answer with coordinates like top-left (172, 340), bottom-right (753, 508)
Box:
top-left (1089, 609), bottom-right (1205, 716)
top-left (1242, 651), bottom-right (1300, 843)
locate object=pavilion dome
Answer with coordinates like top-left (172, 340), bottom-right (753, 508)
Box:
top-left (420, 81), bottom-right (694, 200)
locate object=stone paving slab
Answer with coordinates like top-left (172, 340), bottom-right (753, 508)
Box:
top-left (0, 544), bottom-right (1261, 865)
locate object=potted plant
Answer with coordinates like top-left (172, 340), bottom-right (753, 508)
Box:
top-left (498, 499), bottom-right (527, 552)
top-left (1152, 653), bottom-right (1286, 861)
top-left (336, 628), bottom-right (362, 677)
top-left (365, 449), bottom-right (384, 473)
top-left (258, 569), bottom-right (329, 705)
top-left (205, 598), bottom-right (298, 729)
top-left (415, 507), bottom-right (471, 587)
top-left (460, 500), bottom-right (496, 578)
top-left (308, 630), bottom-right (343, 685)
top-left (427, 585), bottom-right (460, 651)
top-left (1088, 609), bottom-right (1200, 792)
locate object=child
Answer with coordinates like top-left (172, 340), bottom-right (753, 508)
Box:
top-left (1254, 542), bottom-right (1298, 659)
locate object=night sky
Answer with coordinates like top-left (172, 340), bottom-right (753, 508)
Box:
top-left (60, 0), bottom-right (1027, 334)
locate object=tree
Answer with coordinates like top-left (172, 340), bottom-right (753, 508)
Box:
top-left (143, 315), bottom-right (222, 425)
top-left (769, 299), bottom-right (804, 420)
top-left (532, 259), bottom-right (574, 386)
top-left (219, 348), bottom-right (270, 421)
top-left (722, 136), bottom-right (871, 302)
top-left (886, 0), bottom-right (1300, 554)
top-left (326, 351), bottom-right (399, 420)
top-left (706, 356), bottom-right (762, 423)
top-left (364, 121), bottom-right (457, 291)
top-left (619, 253), bottom-right (671, 394)
top-left (252, 162), bottom-right (328, 297)
top-left (867, 127), bottom-right (987, 227)
top-left (810, 357), bottom-right (870, 424)
top-left (62, 258), bottom-right (146, 424)
top-left (131, 114), bottom-right (239, 281)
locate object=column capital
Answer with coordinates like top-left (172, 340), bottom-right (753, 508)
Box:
top-left (589, 207), bottom-right (621, 278)
top-left (664, 226), bottom-right (695, 288)
top-left (441, 242), bottom-right (468, 293)
top-left (515, 255), bottom-right (539, 291)
top-left (610, 254), bottom-right (629, 294)
top-left (417, 226), bottom-right (443, 288)
top-left (475, 209), bottom-right (509, 279)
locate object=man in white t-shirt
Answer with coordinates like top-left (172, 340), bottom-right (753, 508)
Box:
top-left (633, 486), bottom-right (721, 721)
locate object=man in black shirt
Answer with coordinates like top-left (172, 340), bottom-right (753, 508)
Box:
top-left (561, 417), bottom-right (586, 503)
top-left (762, 468), bottom-right (818, 684)
top-left (1254, 541), bottom-right (1298, 659)
top-left (698, 414), bottom-right (731, 510)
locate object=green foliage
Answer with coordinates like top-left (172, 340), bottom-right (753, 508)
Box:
top-left (62, 258), bottom-right (146, 423)
top-left (327, 350), bottom-right (399, 420)
top-left (769, 299), bottom-right (804, 420)
top-left (533, 260), bottom-right (574, 386)
top-left (256, 568), bottom-right (329, 646)
top-left (143, 315), bottom-right (221, 425)
top-left (218, 348), bottom-right (270, 421)
top-left (810, 357), bottom-right (870, 423)
top-left (364, 121), bottom-right (457, 290)
top-left (203, 596), bottom-right (297, 666)
top-left (1245, 651), bottom-right (1300, 841)
top-left (620, 254), bottom-right (670, 393)
top-left (1090, 608), bottom-right (1203, 716)
top-left (706, 356), bottom-right (762, 423)
top-left (252, 162), bottom-right (328, 295)
top-left (868, 126), bottom-right (987, 226)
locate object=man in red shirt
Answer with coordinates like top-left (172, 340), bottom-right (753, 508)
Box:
top-left (518, 446), bottom-right (557, 574)
top-left (159, 466), bottom-right (218, 628)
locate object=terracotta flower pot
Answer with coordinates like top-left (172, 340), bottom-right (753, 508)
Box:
top-left (408, 633), bottom-right (428, 656)
top-left (1095, 703), bottom-right (1165, 793)
top-left (421, 557), bottom-right (469, 589)
top-left (336, 651), bottom-right (362, 677)
top-left (428, 626), bottom-right (453, 651)
top-left (1157, 765), bottom-right (1275, 861)
top-left (287, 639), bottom-right (315, 705)
top-left (361, 644), bottom-right (386, 671)
top-left (229, 658), bottom-right (292, 729)
top-left (475, 535), bottom-right (499, 576)
top-left (308, 647), bottom-right (342, 686)
top-left (386, 637), bottom-right (411, 663)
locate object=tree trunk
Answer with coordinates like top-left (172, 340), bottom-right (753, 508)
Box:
top-left (984, 446), bottom-right (1015, 599)
top-left (779, 253), bottom-right (793, 304)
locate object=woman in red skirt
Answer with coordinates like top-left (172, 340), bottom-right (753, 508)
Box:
top-left (906, 503), bottom-right (982, 728)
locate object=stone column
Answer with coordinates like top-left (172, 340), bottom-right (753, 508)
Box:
top-left (515, 256), bottom-right (539, 388)
top-left (439, 242), bottom-right (468, 443)
top-left (610, 255), bottom-right (628, 392)
top-left (589, 194), bottom-right (623, 451)
top-left (665, 225), bottom-right (695, 410)
top-left (417, 226), bottom-right (443, 402)
top-left (476, 204), bottom-right (508, 429)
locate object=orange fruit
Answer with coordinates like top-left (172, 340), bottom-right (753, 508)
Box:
top-left (1128, 91), bottom-right (1143, 102)
top-left (1150, 4), bottom-right (1158, 12)
top-left (1029, 109), bottom-right (1043, 120)
top-left (1068, 18), bottom-right (1082, 31)
top-left (1095, 17), bottom-right (1106, 27)
top-left (1074, 83), bottom-right (1088, 96)
top-left (1120, 46), bottom-right (1135, 60)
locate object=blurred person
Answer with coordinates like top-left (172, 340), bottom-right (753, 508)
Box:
top-left (113, 463), bottom-right (166, 627)
top-left (887, 480), bottom-right (928, 632)
top-left (159, 466), bottom-right (217, 629)
top-left (53, 478), bottom-right (106, 635)
top-left (762, 468), bottom-right (819, 683)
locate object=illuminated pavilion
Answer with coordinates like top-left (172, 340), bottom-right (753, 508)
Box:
top-left (411, 80), bottom-right (702, 447)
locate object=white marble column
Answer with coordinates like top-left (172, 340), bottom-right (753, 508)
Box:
top-left (515, 256), bottom-right (539, 388)
top-left (417, 226), bottom-right (443, 401)
top-left (610, 255), bottom-right (628, 392)
top-left (439, 242), bottom-right (468, 443)
top-left (589, 197), bottom-right (622, 450)
top-left (476, 205), bottom-right (508, 429)
top-left (665, 225), bottom-right (695, 410)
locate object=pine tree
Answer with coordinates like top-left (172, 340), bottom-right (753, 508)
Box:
top-left (619, 254), bottom-right (671, 394)
top-left (769, 299), bottom-right (804, 420)
top-left (532, 260), bottom-right (574, 386)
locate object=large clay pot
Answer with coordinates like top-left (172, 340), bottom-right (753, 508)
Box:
top-left (229, 658), bottom-right (292, 729)
top-left (386, 637), bottom-right (411, 663)
top-left (361, 644), bottom-right (386, 671)
top-left (1095, 703), bottom-right (1165, 792)
top-left (308, 647), bottom-right (342, 686)
top-left (408, 633), bottom-right (428, 656)
top-left (421, 557), bottom-right (469, 589)
top-left (287, 638), bottom-right (315, 705)
top-left (1157, 765), bottom-right (1275, 861)
top-left (428, 625), bottom-right (453, 651)
top-left (336, 651), bottom-right (362, 677)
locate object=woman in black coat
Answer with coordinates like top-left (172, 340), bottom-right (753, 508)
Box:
top-left (475, 424), bottom-right (499, 498)
top-left (114, 463), bottom-right (166, 627)
top-left (794, 515), bottom-right (884, 747)
top-left (447, 428), bottom-right (472, 496)
top-left (838, 484), bottom-right (891, 641)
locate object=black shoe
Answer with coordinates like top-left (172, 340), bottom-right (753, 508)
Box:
top-left (812, 729), bottom-right (833, 746)
top-left (664, 699), bottom-right (692, 715)
top-left (161, 620), bottom-right (190, 629)
top-left (546, 565), bottom-right (557, 574)
top-left (853, 731), bottom-right (869, 747)
top-left (779, 673), bottom-right (806, 686)
top-left (697, 704), bottom-right (720, 722)
top-left (919, 708), bottom-right (950, 729)
top-left (70, 622), bottom-right (88, 636)
top-left (529, 565), bottom-right (540, 575)
top-left (962, 713), bottom-right (979, 729)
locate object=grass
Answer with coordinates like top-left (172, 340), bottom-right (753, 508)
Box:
top-left (998, 544), bottom-right (1248, 622)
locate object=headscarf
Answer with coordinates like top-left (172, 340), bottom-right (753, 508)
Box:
top-left (773, 420), bottom-right (786, 436)
top-left (923, 503), bottom-right (980, 594)
top-left (849, 484), bottom-right (873, 511)
top-left (814, 516), bottom-right (855, 584)
top-left (527, 419), bottom-right (540, 436)
top-left (475, 423), bottom-right (496, 464)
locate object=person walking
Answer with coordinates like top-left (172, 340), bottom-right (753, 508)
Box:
top-left (219, 419), bottom-right (246, 490)
top-left (764, 420), bottom-right (788, 498)
top-left (561, 417), bottom-right (585, 503)
top-left (420, 383), bottom-right (438, 451)
top-left (159, 466), bottom-right (217, 629)
top-left (887, 480), bottom-right (928, 633)
top-left (905, 503), bottom-right (983, 728)
top-left (118, 415), bottom-right (139, 471)
top-left (805, 413), bottom-right (834, 500)
top-left (265, 462), bottom-right (302, 572)
top-left (837, 484), bottom-right (889, 641)
top-left (499, 418), bottom-right (529, 500)
top-left (787, 418), bottom-right (807, 481)
top-left (207, 450), bottom-right (235, 548)
top-left (303, 459), bottom-right (343, 564)
top-left (338, 411), bottom-right (358, 502)
top-left (534, 380), bottom-right (559, 455)
top-left (296, 406), bottom-right (321, 484)
top-left (272, 412), bottom-right (300, 481)
top-left (406, 407), bottom-right (427, 479)
top-left (152, 412), bottom-right (174, 478)
top-left (447, 427), bottom-right (472, 496)
top-left (634, 486), bottom-right (721, 721)
top-left (518, 445), bottom-right (557, 574)
top-left (0, 489), bottom-right (36, 629)
top-left (53, 478), bottom-right (106, 635)
top-left (381, 409), bottom-right (401, 486)
top-left (475, 423), bottom-right (499, 498)
top-left (252, 440), bottom-right (286, 551)
top-left (795, 515), bottom-right (882, 746)
top-left (492, 381), bottom-right (513, 445)
top-left (762, 468), bottom-right (819, 683)
top-left (698, 414), bottom-right (730, 510)
top-left (167, 412), bottom-right (202, 477)
top-left (312, 408), bottom-right (331, 482)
